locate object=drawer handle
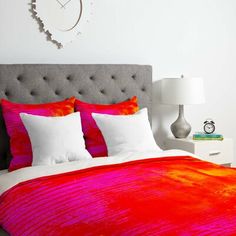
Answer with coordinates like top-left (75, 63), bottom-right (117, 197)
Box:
top-left (209, 151), bottom-right (221, 156)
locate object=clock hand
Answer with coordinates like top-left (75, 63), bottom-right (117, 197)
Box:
top-left (56, 0), bottom-right (65, 8)
top-left (61, 0), bottom-right (73, 8)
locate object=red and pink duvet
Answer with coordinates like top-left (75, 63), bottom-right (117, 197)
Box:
top-left (1, 154), bottom-right (236, 235)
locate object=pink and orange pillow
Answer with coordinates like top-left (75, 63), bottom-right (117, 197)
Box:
top-left (2, 97), bottom-right (75, 171)
top-left (75, 97), bottom-right (139, 157)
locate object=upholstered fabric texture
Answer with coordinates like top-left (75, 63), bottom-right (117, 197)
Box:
top-left (75, 97), bottom-right (139, 157)
top-left (0, 64), bottom-right (152, 170)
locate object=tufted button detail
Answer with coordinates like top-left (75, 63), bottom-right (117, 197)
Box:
top-left (55, 90), bottom-right (60, 96)
top-left (30, 90), bottom-right (36, 96)
top-left (132, 75), bottom-right (136, 80)
top-left (121, 88), bottom-right (126, 93)
top-left (141, 87), bottom-right (146, 92)
top-left (67, 76), bottom-right (72, 81)
top-left (100, 89), bottom-right (105, 94)
top-left (4, 90), bottom-right (10, 96)
top-left (90, 76), bottom-right (95, 81)
top-left (17, 76), bottom-right (23, 82)
top-left (78, 90), bottom-right (83, 95)
top-left (43, 76), bottom-right (47, 81)
top-left (111, 75), bottom-right (116, 80)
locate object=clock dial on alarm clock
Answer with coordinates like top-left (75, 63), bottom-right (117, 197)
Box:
top-left (32, 0), bottom-right (93, 47)
top-left (203, 119), bottom-right (215, 134)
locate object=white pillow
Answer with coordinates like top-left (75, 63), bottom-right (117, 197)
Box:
top-left (92, 108), bottom-right (161, 156)
top-left (20, 112), bottom-right (92, 166)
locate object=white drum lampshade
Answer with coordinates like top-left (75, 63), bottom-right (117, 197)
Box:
top-left (160, 77), bottom-right (205, 138)
top-left (161, 78), bottom-right (205, 105)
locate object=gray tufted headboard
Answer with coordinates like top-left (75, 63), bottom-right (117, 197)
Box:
top-left (0, 64), bottom-right (152, 170)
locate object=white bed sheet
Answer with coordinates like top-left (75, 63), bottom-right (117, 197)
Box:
top-left (0, 150), bottom-right (196, 195)
top-left (0, 169), bottom-right (7, 176)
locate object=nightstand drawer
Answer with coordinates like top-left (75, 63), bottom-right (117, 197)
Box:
top-left (194, 140), bottom-right (233, 164)
top-left (165, 137), bottom-right (234, 166)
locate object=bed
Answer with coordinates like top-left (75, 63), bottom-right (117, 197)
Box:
top-left (1, 64), bottom-right (236, 236)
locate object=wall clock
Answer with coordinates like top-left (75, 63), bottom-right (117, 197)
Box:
top-left (32, 0), bottom-right (94, 48)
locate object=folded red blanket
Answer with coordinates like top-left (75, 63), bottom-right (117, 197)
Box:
top-left (1, 156), bottom-right (236, 236)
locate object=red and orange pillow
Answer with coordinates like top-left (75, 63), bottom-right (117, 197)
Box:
top-left (1, 96), bottom-right (139, 171)
top-left (2, 97), bottom-right (75, 171)
top-left (75, 96), bottom-right (139, 157)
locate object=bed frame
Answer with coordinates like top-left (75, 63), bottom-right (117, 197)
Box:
top-left (0, 64), bottom-right (152, 236)
top-left (0, 64), bottom-right (152, 171)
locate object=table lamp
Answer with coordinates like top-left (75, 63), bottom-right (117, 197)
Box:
top-left (160, 76), bottom-right (205, 138)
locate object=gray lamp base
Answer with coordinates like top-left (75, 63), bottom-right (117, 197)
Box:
top-left (171, 105), bottom-right (191, 139)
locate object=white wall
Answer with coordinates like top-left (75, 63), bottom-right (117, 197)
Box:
top-left (1, 0), bottom-right (236, 157)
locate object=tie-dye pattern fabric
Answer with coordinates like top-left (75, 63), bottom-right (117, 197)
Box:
top-left (1, 97), bottom-right (75, 172)
top-left (1, 156), bottom-right (236, 236)
top-left (75, 97), bottom-right (139, 157)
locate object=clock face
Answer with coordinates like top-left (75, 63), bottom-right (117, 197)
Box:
top-left (45, 0), bottom-right (82, 31)
top-left (33, 0), bottom-right (93, 47)
top-left (204, 123), bottom-right (215, 134)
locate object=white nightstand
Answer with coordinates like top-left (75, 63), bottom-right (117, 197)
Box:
top-left (164, 137), bottom-right (234, 166)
